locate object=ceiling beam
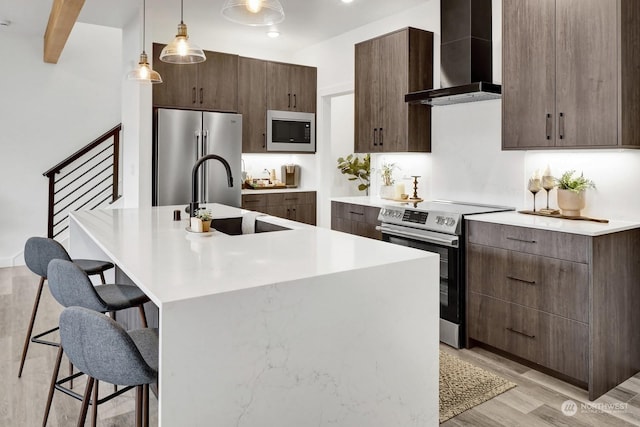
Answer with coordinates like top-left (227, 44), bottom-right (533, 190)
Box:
top-left (43, 0), bottom-right (86, 64)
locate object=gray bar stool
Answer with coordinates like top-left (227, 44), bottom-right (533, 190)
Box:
top-left (42, 259), bottom-right (151, 427)
top-left (58, 306), bottom-right (158, 427)
top-left (19, 237), bottom-right (115, 378)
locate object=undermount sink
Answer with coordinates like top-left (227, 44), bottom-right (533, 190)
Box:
top-left (211, 217), bottom-right (290, 235)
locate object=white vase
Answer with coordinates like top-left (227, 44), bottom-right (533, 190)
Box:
top-left (379, 185), bottom-right (395, 199)
top-left (557, 189), bottom-right (586, 217)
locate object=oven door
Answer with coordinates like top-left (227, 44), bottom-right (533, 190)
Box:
top-left (378, 224), bottom-right (462, 346)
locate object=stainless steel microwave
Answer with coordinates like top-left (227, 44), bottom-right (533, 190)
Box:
top-left (266, 110), bottom-right (316, 152)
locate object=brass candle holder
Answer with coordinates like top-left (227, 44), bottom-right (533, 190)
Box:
top-left (409, 176), bottom-right (423, 202)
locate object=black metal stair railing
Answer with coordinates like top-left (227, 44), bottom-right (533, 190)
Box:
top-left (43, 124), bottom-right (122, 239)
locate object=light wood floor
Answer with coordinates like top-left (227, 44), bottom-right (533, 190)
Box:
top-left (1, 266), bottom-right (158, 426)
top-left (440, 344), bottom-right (640, 426)
top-left (3, 265), bottom-right (640, 426)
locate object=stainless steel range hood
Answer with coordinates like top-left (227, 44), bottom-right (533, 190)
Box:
top-left (405, 0), bottom-right (500, 106)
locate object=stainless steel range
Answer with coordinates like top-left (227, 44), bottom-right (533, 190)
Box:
top-left (377, 200), bottom-right (514, 348)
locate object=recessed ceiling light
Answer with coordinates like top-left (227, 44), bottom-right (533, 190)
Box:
top-left (267, 30), bottom-right (280, 38)
top-left (0, 20), bottom-right (11, 27)
top-left (341, 0), bottom-right (354, 3)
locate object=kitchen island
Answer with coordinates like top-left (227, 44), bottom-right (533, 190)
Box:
top-left (69, 204), bottom-right (439, 426)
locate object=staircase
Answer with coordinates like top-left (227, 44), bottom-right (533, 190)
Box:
top-left (43, 124), bottom-right (122, 240)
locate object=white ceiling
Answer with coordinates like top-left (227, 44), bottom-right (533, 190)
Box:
top-left (1, 0), bottom-right (428, 54)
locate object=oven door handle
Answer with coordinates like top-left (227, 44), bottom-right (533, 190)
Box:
top-left (377, 225), bottom-right (459, 248)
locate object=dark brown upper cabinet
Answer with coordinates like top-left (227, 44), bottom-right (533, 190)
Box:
top-left (266, 62), bottom-right (317, 113)
top-left (152, 43), bottom-right (239, 112)
top-left (354, 27), bottom-right (433, 153)
top-left (502, 0), bottom-right (640, 150)
top-left (238, 57), bottom-right (267, 153)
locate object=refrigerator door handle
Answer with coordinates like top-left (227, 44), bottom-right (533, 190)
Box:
top-left (195, 130), bottom-right (202, 160)
top-left (201, 130), bottom-right (208, 203)
top-left (194, 130), bottom-right (203, 205)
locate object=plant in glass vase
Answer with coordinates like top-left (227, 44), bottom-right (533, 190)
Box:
top-left (337, 153), bottom-right (370, 194)
top-left (379, 162), bottom-right (397, 199)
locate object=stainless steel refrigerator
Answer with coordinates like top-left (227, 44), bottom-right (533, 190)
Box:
top-left (153, 108), bottom-right (242, 208)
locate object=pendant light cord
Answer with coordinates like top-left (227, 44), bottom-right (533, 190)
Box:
top-left (180, 0), bottom-right (184, 24)
top-left (141, 0), bottom-right (146, 54)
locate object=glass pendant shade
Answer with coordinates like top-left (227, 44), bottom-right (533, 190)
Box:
top-left (127, 0), bottom-right (162, 84)
top-left (127, 52), bottom-right (163, 83)
top-left (221, 0), bottom-right (285, 26)
top-left (160, 22), bottom-right (206, 64)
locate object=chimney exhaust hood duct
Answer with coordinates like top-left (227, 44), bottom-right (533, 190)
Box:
top-left (405, 0), bottom-right (501, 106)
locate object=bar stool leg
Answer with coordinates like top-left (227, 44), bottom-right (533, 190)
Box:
top-left (91, 380), bottom-right (99, 427)
top-left (136, 385), bottom-right (143, 427)
top-left (18, 276), bottom-right (45, 378)
top-left (42, 346), bottom-right (63, 427)
top-left (138, 305), bottom-right (148, 328)
top-left (77, 377), bottom-right (95, 427)
top-left (143, 384), bottom-right (149, 427)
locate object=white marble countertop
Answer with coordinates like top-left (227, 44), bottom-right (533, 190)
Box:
top-left (69, 203), bottom-right (432, 305)
top-left (467, 211), bottom-right (640, 236)
top-left (330, 195), bottom-right (405, 208)
top-left (242, 188), bottom-right (315, 195)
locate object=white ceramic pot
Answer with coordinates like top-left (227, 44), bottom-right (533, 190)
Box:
top-left (379, 185), bottom-right (395, 199)
top-left (557, 189), bottom-right (585, 217)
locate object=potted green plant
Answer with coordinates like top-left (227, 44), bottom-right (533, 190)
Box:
top-left (195, 208), bottom-right (213, 232)
top-left (379, 162), bottom-right (397, 199)
top-left (337, 153), bottom-right (370, 194)
top-left (554, 170), bottom-right (596, 216)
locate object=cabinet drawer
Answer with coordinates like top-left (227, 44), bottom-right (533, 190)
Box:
top-left (467, 243), bottom-right (589, 323)
top-left (266, 192), bottom-right (315, 206)
top-left (467, 220), bottom-right (589, 263)
top-left (333, 202), bottom-right (365, 221)
top-left (241, 195), bottom-right (267, 208)
top-left (468, 293), bottom-right (588, 382)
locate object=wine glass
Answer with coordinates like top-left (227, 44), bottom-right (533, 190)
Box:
top-left (541, 175), bottom-right (555, 210)
top-left (527, 178), bottom-right (542, 212)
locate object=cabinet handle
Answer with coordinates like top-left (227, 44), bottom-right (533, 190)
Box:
top-left (559, 112), bottom-right (565, 139)
top-left (284, 198), bottom-right (298, 201)
top-left (373, 128), bottom-right (378, 146)
top-left (349, 211), bottom-right (364, 216)
top-left (192, 87), bottom-right (196, 104)
top-left (288, 93), bottom-right (291, 108)
top-left (379, 128), bottom-right (383, 146)
top-left (287, 208), bottom-right (291, 217)
top-left (506, 236), bottom-right (536, 244)
top-left (545, 113), bottom-right (552, 140)
top-left (293, 94), bottom-right (297, 109)
top-left (292, 208), bottom-right (296, 218)
top-left (262, 133), bottom-right (266, 149)
top-left (506, 327), bottom-right (535, 339)
top-left (200, 88), bottom-right (204, 104)
top-left (506, 275), bottom-right (536, 285)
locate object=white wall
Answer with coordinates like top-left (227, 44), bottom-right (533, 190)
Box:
top-left (0, 24), bottom-right (122, 266)
top-left (524, 151), bottom-right (640, 220)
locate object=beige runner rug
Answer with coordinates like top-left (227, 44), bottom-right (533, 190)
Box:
top-left (439, 350), bottom-right (517, 423)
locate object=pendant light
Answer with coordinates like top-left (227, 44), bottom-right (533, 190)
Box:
top-left (221, 0), bottom-right (285, 26)
top-left (127, 0), bottom-right (162, 83)
top-left (160, 0), bottom-right (206, 64)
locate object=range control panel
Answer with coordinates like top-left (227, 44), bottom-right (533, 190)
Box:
top-left (378, 207), bottom-right (462, 235)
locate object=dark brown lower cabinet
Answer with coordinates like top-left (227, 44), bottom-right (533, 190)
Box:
top-left (331, 201), bottom-right (381, 239)
top-left (466, 220), bottom-right (640, 400)
top-left (242, 191), bottom-right (316, 225)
